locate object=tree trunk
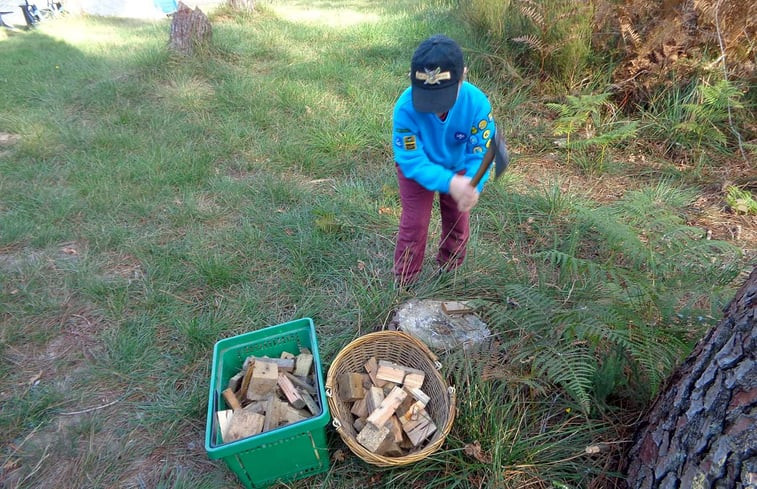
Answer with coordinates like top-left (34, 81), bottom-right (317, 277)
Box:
top-left (169, 2), bottom-right (212, 56)
top-left (624, 266), bottom-right (756, 488)
top-left (228, 0), bottom-right (255, 11)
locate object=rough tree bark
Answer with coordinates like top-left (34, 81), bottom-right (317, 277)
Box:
top-left (624, 266), bottom-right (756, 488)
top-left (228, 0), bottom-right (255, 11)
top-left (169, 2), bottom-right (212, 56)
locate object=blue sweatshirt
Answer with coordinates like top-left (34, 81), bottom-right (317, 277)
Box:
top-left (392, 81), bottom-right (494, 194)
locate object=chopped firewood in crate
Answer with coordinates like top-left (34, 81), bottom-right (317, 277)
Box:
top-left (224, 406), bottom-right (265, 442)
top-left (262, 396), bottom-right (280, 432)
top-left (248, 356), bottom-right (295, 372)
top-left (217, 409), bottom-right (233, 440)
top-left (283, 371), bottom-right (316, 394)
top-left (216, 349), bottom-right (321, 444)
top-left (222, 387), bottom-right (243, 411)
top-left (227, 372), bottom-right (243, 392)
top-left (345, 358), bottom-right (437, 455)
top-left (278, 372), bottom-right (305, 409)
top-left (280, 351), bottom-right (295, 360)
top-left (299, 389), bottom-right (320, 415)
top-left (247, 359), bottom-right (279, 401)
top-left (294, 352), bottom-right (313, 377)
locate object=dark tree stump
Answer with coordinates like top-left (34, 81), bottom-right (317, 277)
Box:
top-left (169, 2), bottom-right (212, 56)
top-left (624, 266), bottom-right (757, 488)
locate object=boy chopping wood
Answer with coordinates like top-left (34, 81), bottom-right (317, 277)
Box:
top-left (392, 34), bottom-right (495, 287)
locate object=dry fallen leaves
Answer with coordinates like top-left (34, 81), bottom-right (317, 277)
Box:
top-left (331, 449), bottom-right (347, 463)
top-left (28, 370), bottom-right (43, 386)
top-left (585, 444), bottom-right (602, 454)
top-left (464, 440), bottom-right (492, 463)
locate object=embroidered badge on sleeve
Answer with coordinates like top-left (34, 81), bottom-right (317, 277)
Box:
top-left (403, 135), bottom-right (417, 150)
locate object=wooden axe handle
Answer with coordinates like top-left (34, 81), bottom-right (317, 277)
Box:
top-left (470, 134), bottom-right (497, 188)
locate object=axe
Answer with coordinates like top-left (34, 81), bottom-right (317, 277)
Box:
top-left (470, 129), bottom-right (509, 187)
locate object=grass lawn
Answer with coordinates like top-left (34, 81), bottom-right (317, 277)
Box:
top-left (0, 1), bottom-right (753, 488)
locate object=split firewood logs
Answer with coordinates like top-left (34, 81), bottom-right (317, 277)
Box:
top-left (216, 348), bottom-right (319, 443)
top-left (340, 357), bottom-right (437, 456)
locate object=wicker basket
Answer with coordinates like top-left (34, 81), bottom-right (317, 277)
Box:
top-left (325, 331), bottom-right (456, 467)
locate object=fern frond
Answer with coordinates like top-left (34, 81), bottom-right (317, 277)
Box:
top-left (568, 121), bottom-right (639, 149)
top-left (626, 325), bottom-right (685, 394)
top-left (574, 206), bottom-right (652, 270)
top-left (512, 35), bottom-right (545, 52)
top-left (517, 3), bottom-right (545, 28)
top-left (534, 249), bottom-right (607, 280)
top-left (561, 313), bottom-right (633, 351)
top-left (725, 186), bottom-right (757, 215)
top-left (619, 17), bottom-right (641, 47)
top-left (528, 344), bottom-right (595, 413)
top-left (694, 0), bottom-right (716, 20)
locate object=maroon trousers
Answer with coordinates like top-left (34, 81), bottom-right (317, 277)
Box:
top-left (393, 165), bottom-right (470, 285)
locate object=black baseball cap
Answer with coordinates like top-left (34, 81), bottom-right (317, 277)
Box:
top-left (410, 34), bottom-right (464, 113)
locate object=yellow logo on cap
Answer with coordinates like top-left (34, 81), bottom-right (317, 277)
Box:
top-left (415, 67), bottom-right (452, 85)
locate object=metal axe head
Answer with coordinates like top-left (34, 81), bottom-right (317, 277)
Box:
top-left (492, 130), bottom-right (509, 179)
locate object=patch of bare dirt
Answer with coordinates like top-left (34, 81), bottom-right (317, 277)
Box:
top-left (102, 252), bottom-right (145, 283)
top-left (0, 132), bottom-right (21, 146)
top-left (509, 154), bottom-right (757, 250)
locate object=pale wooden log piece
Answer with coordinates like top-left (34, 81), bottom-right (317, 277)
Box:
top-left (376, 360), bottom-right (406, 384)
top-left (277, 372), bottom-right (305, 409)
top-left (283, 371), bottom-right (316, 394)
top-left (356, 422), bottom-right (393, 453)
top-left (365, 386), bottom-right (385, 414)
top-left (367, 386), bottom-right (408, 428)
top-left (294, 352), bottom-right (313, 377)
top-left (338, 372), bottom-right (365, 402)
top-left (246, 359), bottom-right (279, 401)
top-left (222, 387), bottom-right (243, 411)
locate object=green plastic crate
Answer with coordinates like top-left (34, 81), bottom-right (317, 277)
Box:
top-left (205, 318), bottom-right (330, 488)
